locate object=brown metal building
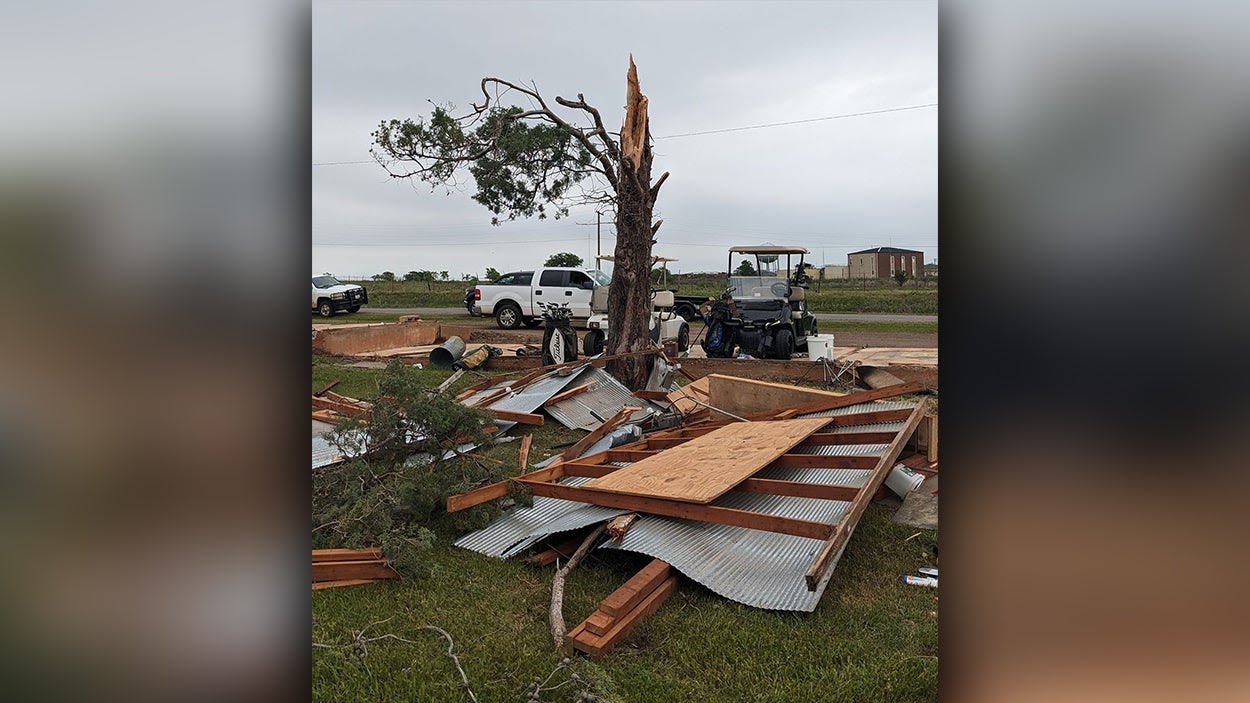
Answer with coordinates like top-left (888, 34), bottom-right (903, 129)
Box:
top-left (847, 247), bottom-right (925, 279)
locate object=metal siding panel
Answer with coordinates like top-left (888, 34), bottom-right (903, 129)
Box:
top-left (453, 476), bottom-right (628, 558)
top-left (544, 366), bottom-right (662, 431)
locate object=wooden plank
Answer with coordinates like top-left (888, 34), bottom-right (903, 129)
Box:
top-left (518, 480), bottom-right (834, 540)
top-left (770, 454), bottom-right (880, 470)
top-left (559, 406), bottom-right (638, 462)
top-left (600, 559), bottom-right (672, 617)
top-left (490, 409), bottom-right (544, 426)
top-left (312, 548), bottom-right (382, 562)
top-left (705, 374), bottom-right (849, 419)
top-left (312, 559), bottom-right (398, 582)
top-left (444, 463), bottom-right (567, 513)
top-left (736, 478), bottom-right (862, 502)
top-left (311, 395), bottom-right (371, 418)
top-left (644, 437), bottom-right (701, 450)
top-left (561, 463), bottom-right (620, 479)
top-left (569, 575), bottom-right (679, 658)
top-left (749, 381), bottom-right (923, 420)
top-left (822, 408), bottom-right (915, 426)
top-left (804, 402), bottom-right (927, 590)
top-left (604, 449), bottom-right (660, 462)
top-left (587, 419), bottom-right (830, 504)
top-left (312, 578), bottom-right (378, 590)
top-left (543, 382), bottom-right (594, 407)
top-left (632, 389), bottom-right (671, 401)
top-left (583, 610), bottom-right (616, 637)
top-left (314, 380), bottom-right (340, 396)
top-left (666, 375), bottom-right (711, 416)
top-left (517, 434), bottom-right (533, 471)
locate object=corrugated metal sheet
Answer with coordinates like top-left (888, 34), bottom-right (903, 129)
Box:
top-left (799, 399), bottom-right (917, 418)
top-left (545, 366), bottom-right (662, 431)
top-left (790, 443), bottom-right (889, 457)
top-left (313, 419), bottom-right (368, 470)
top-left (454, 476), bottom-right (628, 558)
top-left (827, 420), bottom-right (907, 434)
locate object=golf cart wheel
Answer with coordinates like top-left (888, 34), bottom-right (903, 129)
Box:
top-left (495, 302), bottom-right (522, 329)
top-left (773, 328), bottom-right (794, 359)
top-left (675, 303), bottom-right (698, 321)
top-left (318, 299), bottom-right (334, 317)
top-left (583, 330), bottom-right (605, 356)
top-left (677, 322), bottom-right (690, 351)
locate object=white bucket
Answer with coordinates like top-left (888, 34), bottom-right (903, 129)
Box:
top-left (885, 464), bottom-right (925, 498)
top-left (807, 334), bottom-right (835, 361)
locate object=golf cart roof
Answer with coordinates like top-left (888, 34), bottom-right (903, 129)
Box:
top-left (596, 255), bottom-right (679, 263)
top-left (729, 246), bottom-right (810, 255)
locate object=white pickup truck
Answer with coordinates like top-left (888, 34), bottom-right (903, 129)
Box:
top-left (312, 273), bottom-right (368, 317)
top-left (471, 267), bottom-right (611, 329)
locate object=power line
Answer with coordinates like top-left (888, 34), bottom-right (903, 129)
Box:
top-left (313, 102), bottom-right (938, 164)
top-left (655, 103), bottom-right (937, 139)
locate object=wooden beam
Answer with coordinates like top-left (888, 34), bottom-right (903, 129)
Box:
top-left (561, 463), bottom-right (620, 479)
top-left (314, 380), bottom-right (340, 396)
top-left (568, 575), bottom-right (679, 658)
top-left (751, 381), bottom-right (923, 420)
top-left (311, 559), bottom-right (398, 582)
top-left (805, 402), bottom-right (928, 590)
top-left (543, 382), bottom-right (594, 407)
top-left (822, 408), bottom-right (915, 426)
top-left (312, 548), bottom-right (382, 562)
top-left (445, 463), bottom-right (567, 513)
top-left (735, 478), bottom-right (862, 502)
top-left (770, 454), bottom-right (880, 470)
top-left (599, 559), bottom-right (672, 617)
top-left (632, 389), bottom-right (671, 401)
top-left (517, 480), bottom-right (835, 540)
top-left (517, 434), bottom-right (533, 471)
top-left (604, 449), bottom-right (660, 462)
top-left (312, 578), bottom-right (378, 590)
top-left (559, 405), bottom-right (638, 462)
top-left (490, 409), bottom-right (544, 426)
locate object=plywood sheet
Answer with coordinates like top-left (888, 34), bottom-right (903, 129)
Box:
top-left (585, 418), bottom-right (829, 503)
top-left (705, 374), bottom-right (846, 419)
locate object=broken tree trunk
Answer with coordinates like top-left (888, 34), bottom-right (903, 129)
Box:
top-left (606, 55), bottom-right (661, 391)
top-left (550, 523), bottom-right (607, 650)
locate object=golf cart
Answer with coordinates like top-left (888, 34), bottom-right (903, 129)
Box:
top-left (582, 255), bottom-right (691, 356)
top-left (702, 245), bottom-right (818, 359)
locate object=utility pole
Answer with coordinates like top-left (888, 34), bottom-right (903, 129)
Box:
top-left (596, 210), bottom-right (602, 270)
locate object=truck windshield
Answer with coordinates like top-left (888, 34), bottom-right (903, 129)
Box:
top-left (589, 270), bottom-right (612, 287)
top-left (313, 275), bottom-right (342, 288)
top-left (728, 276), bottom-right (787, 301)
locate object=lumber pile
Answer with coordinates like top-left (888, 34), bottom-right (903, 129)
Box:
top-left (567, 559), bottom-right (677, 658)
top-left (311, 391), bottom-right (372, 424)
top-left (312, 548), bottom-right (398, 590)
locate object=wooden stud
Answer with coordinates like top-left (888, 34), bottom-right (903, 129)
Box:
top-left (599, 559), bottom-right (672, 617)
top-left (490, 409), bottom-right (544, 426)
top-left (804, 402), bottom-right (928, 590)
top-left (311, 560), bottom-right (399, 582)
top-left (568, 575), bottom-right (679, 658)
top-left (517, 480), bottom-right (835, 540)
top-left (314, 380), bottom-right (340, 396)
top-left (445, 463), bottom-right (568, 513)
top-left (312, 548), bottom-right (382, 562)
top-left (517, 434), bottom-right (533, 472)
top-left (748, 381), bottom-right (923, 420)
top-left (543, 382), bottom-right (595, 407)
top-left (312, 579), bottom-right (379, 590)
top-left (735, 478), bottom-right (862, 502)
top-left (803, 431), bottom-right (901, 445)
top-left (559, 406), bottom-right (638, 462)
top-left (770, 454), bottom-right (880, 470)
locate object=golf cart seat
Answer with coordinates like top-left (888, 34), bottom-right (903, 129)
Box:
top-left (651, 290), bottom-right (675, 309)
top-left (789, 285), bottom-right (806, 319)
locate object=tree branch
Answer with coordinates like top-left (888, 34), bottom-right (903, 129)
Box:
top-left (649, 171), bottom-right (669, 201)
top-left (549, 523), bottom-right (607, 650)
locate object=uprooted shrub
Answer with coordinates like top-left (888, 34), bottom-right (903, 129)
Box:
top-left (312, 361), bottom-right (510, 576)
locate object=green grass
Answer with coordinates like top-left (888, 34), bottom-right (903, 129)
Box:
top-left (311, 356), bottom-right (938, 701)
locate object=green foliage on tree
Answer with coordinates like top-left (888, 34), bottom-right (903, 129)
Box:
top-left (544, 252), bottom-right (584, 268)
top-left (315, 361), bottom-right (503, 576)
top-left (484, 267), bottom-right (501, 281)
top-left (373, 271), bottom-right (397, 282)
top-left (403, 270), bottom-right (422, 281)
top-left (735, 259), bottom-right (757, 276)
top-left (439, 271), bottom-right (450, 281)
top-left (894, 270), bottom-right (908, 287)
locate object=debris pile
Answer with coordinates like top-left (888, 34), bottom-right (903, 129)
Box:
top-left (312, 548), bottom-right (399, 590)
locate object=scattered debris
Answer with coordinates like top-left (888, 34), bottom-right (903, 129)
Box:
top-left (901, 574), bottom-right (938, 588)
top-left (567, 559), bottom-right (677, 658)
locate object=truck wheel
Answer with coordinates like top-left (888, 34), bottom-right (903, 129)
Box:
top-left (347, 305), bottom-right (361, 313)
top-left (677, 323), bottom-right (690, 352)
top-left (583, 330), bottom-right (605, 356)
top-left (495, 302), bottom-right (522, 330)
top-left (773, 328), bottom-right (794, 359)
top-left (318, 300), bottom-right (334, 317)
top-left (675, 303), bottom-right (698, 322)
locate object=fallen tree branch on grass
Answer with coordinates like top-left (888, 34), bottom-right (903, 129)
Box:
top-left (550, 523), bottom-right (608, 650)
top-left (312, 619), bottom-right (478, 703)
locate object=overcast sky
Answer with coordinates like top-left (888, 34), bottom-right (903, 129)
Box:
top-left (313, 0), bottom-right (936, 279)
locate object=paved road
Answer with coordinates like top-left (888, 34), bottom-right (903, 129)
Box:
top-left (365, 307), bottom-right (937, 324)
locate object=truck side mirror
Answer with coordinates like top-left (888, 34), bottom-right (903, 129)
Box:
top-left (581, 280), bottom-right (595, 290)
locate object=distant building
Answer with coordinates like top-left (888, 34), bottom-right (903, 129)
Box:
top-left (780, 265), bottom-right (848, 280)
top-left (847, 247), bottom-right (925, 279)
top-left (923, 262), bottom-right (939, 277)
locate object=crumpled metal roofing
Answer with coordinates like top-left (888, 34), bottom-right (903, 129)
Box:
top-left (312, 420), bottom-right (343, 469)
top-left (459, 364), bottom-right (594, 438)
top-left (453, 476), bottom-right (629, 558)
top-left (791, 443), bottom-right (889, 457)
top-left (827, 420), bottom-right (907, 434)
top-left (799, 399), bottom-right (917, 418)
top-left (544, 366), bottom-right (663, 431)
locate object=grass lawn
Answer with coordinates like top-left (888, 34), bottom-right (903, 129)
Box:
top-left (311, 358), bottom-right (938, 702)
